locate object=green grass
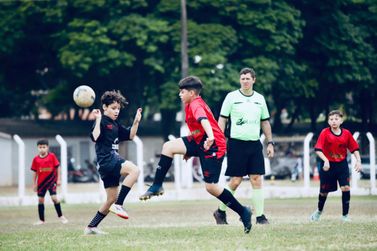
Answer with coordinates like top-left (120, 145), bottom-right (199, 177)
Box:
top-left (0, 196), bottom-right (376, 251)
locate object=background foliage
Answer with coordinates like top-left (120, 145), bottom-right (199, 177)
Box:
top-left (0, 0), bottom-right (376, 137)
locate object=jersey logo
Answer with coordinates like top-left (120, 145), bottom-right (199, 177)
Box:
top-left (106, 124), bottom-right (113, 130)
top-left (236, 118), bottom-right (247, 126)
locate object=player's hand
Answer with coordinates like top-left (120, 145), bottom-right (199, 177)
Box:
top-left (323, 160), bottom-right (330, 171)
top-left (33, 184), bottom-right (37, 192)
top-left (354, 161), bottom-right (362, 172)
top-left (92, 109), bottom-right (102, 119)
top-left (203, 138), bottom-right (214, 150)
top-left (57, 179), bottom-right (61, 186)
top-left (267, 144), bottom-right (274, 158)
top-left (134, 108), bottom-right (142, 124)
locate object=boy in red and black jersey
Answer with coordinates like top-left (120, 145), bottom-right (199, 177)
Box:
top-left (139, 76), bottom-right (252, 234)
top-left (310, 110), bottom-right (362, 222)
top-left (31, 139), bottom-right (68, 225)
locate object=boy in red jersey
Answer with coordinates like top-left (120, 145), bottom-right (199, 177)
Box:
top-left (310, 110), bottom-right (362, 222)
top-left (31, 139), bottom-right (68, 225)
top-left (139, 76), bottom-right (252, 234)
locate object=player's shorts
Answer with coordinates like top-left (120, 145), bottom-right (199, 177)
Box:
top-left (97, 151), bottom-right (125, 188)
top-left (37, 182), bottom-right (57, 197)
top-left (319, 159), bottom-right (350, 193)
top-left (225, 138), bottom-right (265, 177)
top-left (182, 136), bottom-right (225, 184)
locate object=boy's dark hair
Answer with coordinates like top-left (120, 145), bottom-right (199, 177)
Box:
top-left (239, 67), bottom-right (256, 78)
top-left (101, 90), bottom-right (128, 108)
top-left (328, 110), bottom-right (344, 118)
top-left (179, 76), bottom-right (203, 94)
top-left (37, 139), bottom-right (49, 146)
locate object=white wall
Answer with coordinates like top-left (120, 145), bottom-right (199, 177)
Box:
top-left (0, 133), bottom-right (12, 186)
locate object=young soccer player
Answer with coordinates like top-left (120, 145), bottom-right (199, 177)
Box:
top-left (310, 110), bottom-right (362, 222)
top-left (31, 139), bottom-right (68, 225)
top-left (84, 90), bottom-right (142, 235)
top-left (139, 76), bottom-right (252, 234)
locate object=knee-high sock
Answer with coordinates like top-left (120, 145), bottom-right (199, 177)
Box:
top-left (54, 202), bottom-right (63, 217)
top-left (217, 189), bottom-right (244, 216)
top-left (318, 194), bottom-right (327, 212)
top-left (115, 185), bottom-right (131, 205)
top-left (38, 203), bottom-right (45, 221)
top-left (251, 189), bottom-right (264, 217)
top-left (88, 211), bottom-right (107, 228)
top-left (342, 191), bottom-right (350, 216)
top-left (219, 186), bottom-right (235, 212)
top-left (153, 155), bottom-right (173, 186)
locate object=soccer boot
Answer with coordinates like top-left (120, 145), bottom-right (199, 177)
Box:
top-left (59, 215), bottom-right (68, 224)
top-left (240, 206), bottom-right (252, 234)
top-left (256, 214), bottom-right (269, 224)
top-left (139, 185), bottom-right (164, 201)
top-left (109, 204), bottom-right (129, 219)
top-left (33, 220), bottom-right (45, 226)
top-left (310, 209), bottom-right (322, 222)
top-left (341, 214), bottom-right (351, 223)
top-left (213, 209), bottom-right (228, 225)
top-left (84, 227), bottom-right (108, 235)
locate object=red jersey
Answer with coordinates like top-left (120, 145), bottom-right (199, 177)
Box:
top-left (314, 127), bottom-right (359, 162)
top-left (185, 96), bottom-right (226, 157)
top-left (31, 152), bottom-right (60, 186)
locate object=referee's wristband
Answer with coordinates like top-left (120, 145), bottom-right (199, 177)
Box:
top-left (267, 141), bottom-right (275, 146)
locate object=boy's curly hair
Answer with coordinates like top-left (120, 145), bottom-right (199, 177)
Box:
top-left (101, 90), bottom-right (128, 108)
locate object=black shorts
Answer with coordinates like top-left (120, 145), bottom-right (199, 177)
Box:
top-left (37, 182), bottom-right (57, 197)
top-left (319, 159), bottom-right (350, 193)
top-left (226, 138), bottom-right (265, 177)
top-left (98, 151), bottom-right (124, 188)
top-left (182, 136), bottom-right (224, 184)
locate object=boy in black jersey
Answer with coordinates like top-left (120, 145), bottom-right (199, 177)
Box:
top-left (84, 90), bottom-right (142, 235)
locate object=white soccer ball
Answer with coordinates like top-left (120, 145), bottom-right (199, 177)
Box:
top-left (73, 85), bottom-right (96, 108)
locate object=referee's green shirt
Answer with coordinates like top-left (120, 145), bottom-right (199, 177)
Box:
top-left (220, 90), bottom-right (270, 141)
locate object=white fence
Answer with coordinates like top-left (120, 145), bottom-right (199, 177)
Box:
top-left (1, 132), bottom-right (376, 206)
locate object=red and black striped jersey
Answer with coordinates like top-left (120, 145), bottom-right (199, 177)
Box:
top-left (31, 152), bottom-right (60, 186)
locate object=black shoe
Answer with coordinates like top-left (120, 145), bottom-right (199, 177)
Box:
top-left (139, 185), bottom-right (164, 201)
top-left (240, 206), bottom-right (252, 234)
top-left (213, 209), bottom-right (228, 225)
top-left (256, 214), bottom-right (269, 224)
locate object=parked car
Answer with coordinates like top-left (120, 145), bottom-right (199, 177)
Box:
top-left (360, 156), bottom-right (377, 179)
top-left (265, 157), bottom-right (300, 180)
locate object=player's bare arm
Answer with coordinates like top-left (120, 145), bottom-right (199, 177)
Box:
top-left (56, 166), bottom-right (61, 186)
top-left (316, 150), bottom-right (330, 171)
top-left (218, 116), bottom-right (228, 133)
top-left (91, 109), bottom-right (102, 141)
top-left (201, 119), bottom-right (214, 150)
top-left (261, 120), bottom-right (274, 158)
top-left (353, 150), bottom-right (362, 172)
top-left (32, 172), bottom-right (37, 192)
top-left (130, 108), bottom-right (142, 139)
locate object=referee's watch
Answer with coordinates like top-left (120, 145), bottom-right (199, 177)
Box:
top-left (267, 141), bottom-right (275, 146)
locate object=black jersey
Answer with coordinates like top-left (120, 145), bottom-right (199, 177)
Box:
top-left (91, 115), bottom-right (131, 168)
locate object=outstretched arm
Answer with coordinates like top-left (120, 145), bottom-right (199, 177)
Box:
top-left (130, 108), bottom-right (142, 139)
top-left (91, 109), bottom-right (102, 141)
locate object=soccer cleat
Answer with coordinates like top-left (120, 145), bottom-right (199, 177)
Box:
top-left (59, 216), bottom-right (68, 224)
top-left (310, 210), bottom-right (322, 222)
top-left (139, 185), bottom-right (164, 201)
top-left (84, 227), bottom-right (108, 235)
top-left (240, 206), bottom-right (252, 234)
top-left (33, 220), bottom-right (45, 226)
top-left (341, 215), bottom-right (351, 223)
top-left (256, 214), bottom-right (269, 224)
top-left (213, 209), bottom-right (228, 225)
top-left (109, 204), bottom-right (129, 219)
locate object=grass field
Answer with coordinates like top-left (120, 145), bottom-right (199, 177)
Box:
top-left (0, 196), bottom-right (376, 251)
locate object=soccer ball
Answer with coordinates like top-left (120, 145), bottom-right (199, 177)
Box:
top-left (73, 85), bottom-right (96, 108)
